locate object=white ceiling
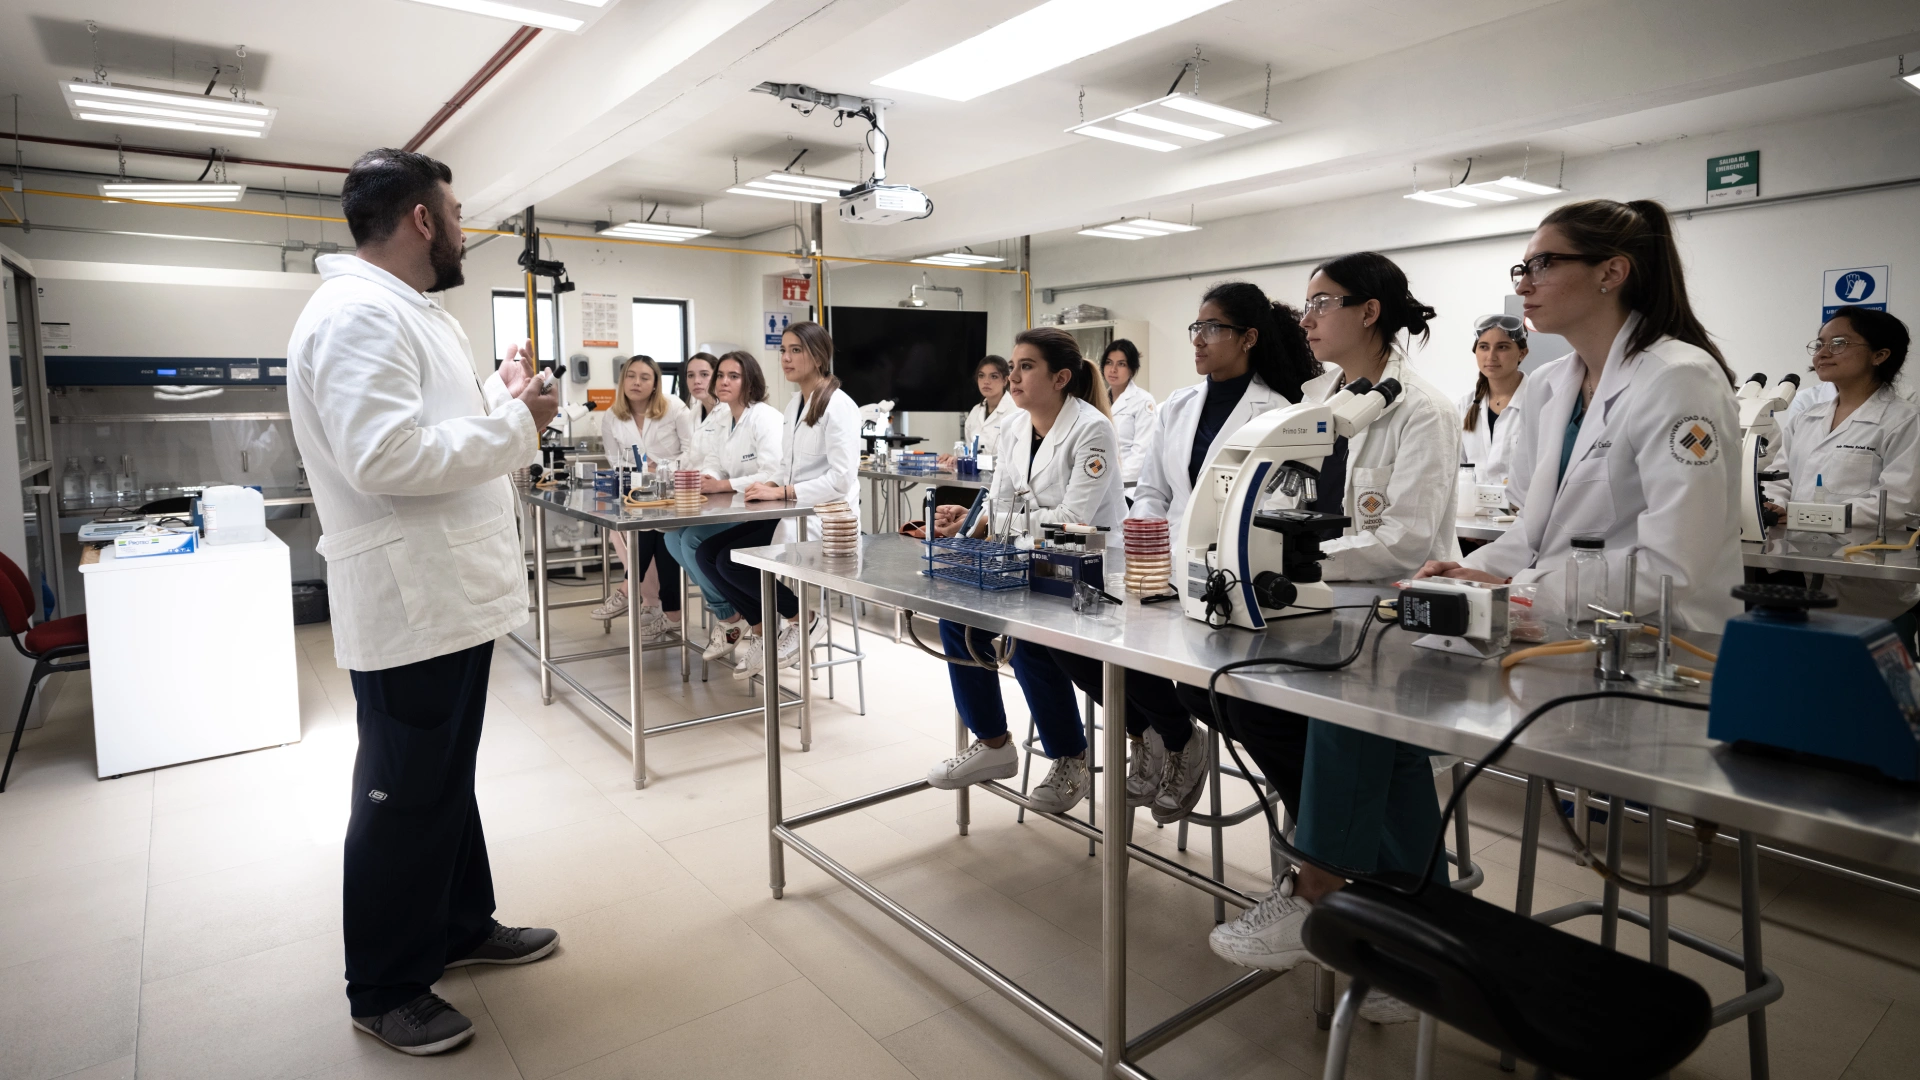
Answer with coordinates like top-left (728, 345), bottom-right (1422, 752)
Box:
top-left (2, 0), bottom-right (1918, 254)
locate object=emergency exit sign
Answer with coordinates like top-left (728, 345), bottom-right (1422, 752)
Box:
top-left (1706, 150), bottom-right (1759, 204)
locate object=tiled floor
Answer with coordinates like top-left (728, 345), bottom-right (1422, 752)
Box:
top-left (3, 600), bottom-right (1919, 1079)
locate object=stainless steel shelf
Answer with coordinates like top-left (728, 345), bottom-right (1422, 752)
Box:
top-left (51, 412), bottom-right (292, 424)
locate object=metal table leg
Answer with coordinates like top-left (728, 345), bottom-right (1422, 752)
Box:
top-left (1208, 727), bottom-right (1226, 923)
top-left (1649, 806), bottom-right (1669, 967)
top-left (1602, 795), bottom-right (1626, 950)
top-left (629, 552), bottom-right (647, 789)
top-left (1740, 832), bottom-right (1771, 1080)
top-left (955, 712), bottom-right (970, 837)
top-left (799, 579), bottom-right (812, 752)
top-left (1101, 660), bottom-right (1128, 1078)
top-left (765, 568), bottom-right (786, 900)
top-left (535, 503), bottom-right (552, 705)
top-left (1499, 775), bottom-right (1546, 1068)
top-left (599, 526), bottom-right (612, 635)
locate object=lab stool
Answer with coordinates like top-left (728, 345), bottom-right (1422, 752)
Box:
top-left (1303, 874), bottom-right (1713, 1080)
top-left (1014, 681), bottom-right (1104, 855)
top-left (1508, 779), bottom-right (1782, 1079)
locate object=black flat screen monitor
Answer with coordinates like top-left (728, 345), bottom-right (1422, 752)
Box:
top-left (828, 306), bottom-right (988, 412)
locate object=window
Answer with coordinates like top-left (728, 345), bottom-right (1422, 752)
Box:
top-left (491, 290), bottom-right (558, 368)
top-left (632, 298), bottom-right (690, 395)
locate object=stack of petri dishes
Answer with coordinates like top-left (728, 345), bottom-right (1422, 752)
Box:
top-left (673, 470), bottom-right (705, 514)
top-left (814, 499), bottom-right (861, 559)
top-left (1123, 518), bottom-right (1172, 594)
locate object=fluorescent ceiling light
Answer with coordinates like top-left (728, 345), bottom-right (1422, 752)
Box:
top-left (395, 0), bottom-right (599, 32)
top-left (1404, 190), bottom-right (1476, 209)
top-left (1448, 184), bottom-right (1518, 203)
top-left (913, 257), bottom-right (971, 266)
top-left (599, 221), bottom-right (711, 242)
top-left (744, 179), bottom-right (839, 197)
top-left (1077, 228), bottom-right (1144, 239)
top-left (763, 171), bottom-right (856, 193)
top-left (874, 0), bottom-right (1233, 102)
top-left (1158, 95), bottom-right (1274, 129)
top-left (1079, 217), bottom-right (1200, 240)
top-left (1484, 175), bottom-right (1565, 196)
top-left (1118, 217), bottom-right (1198, 234)
top-left (914, 252), bottom-right (1002, 265)
top-left (1075, 126), bottom-right (1179, 152)
top-left (727, 186), bottom-right (825, 204)
top-left (99, 182), bottom-right (246, 204)
top-left (1903, 70), bottom-right (1920, 95)
top-left (64, 81), bottom-right (277, 138)
top-left (1115, 112), bottom-right (1220, 141)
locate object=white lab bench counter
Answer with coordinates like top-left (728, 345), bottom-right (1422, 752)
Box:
top-left (79, 533), bottom-right (301, 777)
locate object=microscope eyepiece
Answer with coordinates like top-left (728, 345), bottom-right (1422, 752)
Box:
top-left (1342, 376), bottom-right (1374, 396)
top-left (1372, 377), bottom-right (1403, 405)
top-left (1781, 373), bottom-right (1801, 386)
top-left (1745, 372), bottom-right (1768, 387)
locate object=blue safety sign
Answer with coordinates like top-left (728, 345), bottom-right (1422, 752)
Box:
top-left (763, 310), bottom-right (791, 348)
top-left (1822, 266), bottom-right (1888, 321)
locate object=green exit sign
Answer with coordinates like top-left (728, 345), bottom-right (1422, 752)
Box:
top-left (1707, 150), bottom-right (1759, 204)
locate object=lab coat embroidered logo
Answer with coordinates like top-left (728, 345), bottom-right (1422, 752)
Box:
top-left (1668, 417), bottom-right (1720, 466)
top-left (1085, 454), bottom-right (1107, 479)
top-left (1357, 490), bottom-right (1387, 530)
top-left (367, 789), bottom-right (389, 803)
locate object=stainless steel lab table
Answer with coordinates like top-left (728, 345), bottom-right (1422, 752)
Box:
top-left (1743, 523), bottom-right (1920, 585)
top-left (1455, 514), bottom-right (1515, 544)
top-left (860, 466), bottom-right (993, 534)
top-left (515, 484), bottom-right (815, 787)
top-left (737, 535), bottom-right (1920, 1078)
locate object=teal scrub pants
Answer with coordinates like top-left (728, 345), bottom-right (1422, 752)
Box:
top-left (1295, 719), bottom-right (1449, 885)
top-left (661, 523), bottom-right (738, 620)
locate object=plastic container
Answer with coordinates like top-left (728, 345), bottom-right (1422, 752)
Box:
top-left (1564, 535), bottom-right (1608, 640)
top-left (200, 484), bottom-right (267, 545)
top-left (1456, 462), bottom-right (1478, 516)
top-left (60, 457), bottom-right (83, 507)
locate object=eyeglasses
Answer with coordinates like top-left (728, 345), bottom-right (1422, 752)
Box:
top-left (1188, 320), bottom-right (1247, 343)
top-left (1509, 251), bottom-right (1603, 285)
top-left (1301, 294), bottom-right (1367, 318)
top-left (1806, 336), bottom-right (1870, 356)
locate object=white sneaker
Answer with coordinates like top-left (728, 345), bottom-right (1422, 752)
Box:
top-left (774, 615), bottom-right (822, 668)
top-left (1208, 891), bottom-right (1313, 972)
top-left (1358, 992), bottom-right (1420, 1025)
top-left (927, 739), bottom-right (1020, 790)
top-left (731, 636), bottom-right (766, 681)
top-left (1126, 732), bottom-right (1166, 808)
top-left (1026, 753), bottom-right (1092, 814)
top-left (635, 603), bottom-right (665, 632)
top-left (1151, 733), bottom-right (1209, 825)
top-left (640, 620), bottom-right (678, 645)
top-left (702, 622), bottom-right (742, 661)
top-left (588, 590), bottom-right (629, 621)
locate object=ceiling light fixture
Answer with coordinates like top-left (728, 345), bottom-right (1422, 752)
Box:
top-left (912, 252), bottom-right (1004, 266)
top-left (1403, 190), bottom-right (1477, 209)
top-left (598, 221), bottom-right (711, 242)
top-left (99, 182), bottom-right (246, 204)
top-left (1447, 184), bottom-right (1519, 203)
top-left (724, 170), bottom-right (858, 205)
top-left (1070, 92), bottom-right (1272, 152)
top-left (395, 0), bottom-right (618, 33)
top-left (1077, 228), bottom-right (1144, 240)
top-left (874, 0), bottom-right (1233, 102)
top-left (63, 81), bottom-right (276, 138)
top-left (1484, 175), bottom-right (1565, 196)
top-left (1078, 217), bottom-right (1201, 240)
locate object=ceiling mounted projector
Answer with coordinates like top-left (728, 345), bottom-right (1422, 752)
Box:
top-left (749, 82), bottom-right (932, 226)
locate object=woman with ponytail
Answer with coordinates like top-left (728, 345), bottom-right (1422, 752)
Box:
top-left (1458, 314), bottom-right (1531, 510)
top-left (1420, 198), bottom-right (1744, 634)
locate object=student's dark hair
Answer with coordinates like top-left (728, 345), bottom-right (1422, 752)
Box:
top-left (975, 354), bottom-right (1009, 379)
top-left (782, 321), bottom-right (841, 426)
top-left (341, 149), bottom-right (454, 245)
top-left (1311, 252), bottom-right (1436, 355)
top-left (681, 351), bottom-right (718, 412)
top-left (1013, 327), bottom-right (1110, 416)
top-left (1463, 326), bottom-right (1528, 433)
top-left (1199, 281), bottom-right (1320, 402)
top-left (1104, 339), bottom-right (1141, 374)
top-left (1829, 306), bottom-right (1910, 387)
top-left (1539, 198), bottom-right (1733, 385)
top-left (717, 349), bottom-right (768, 406)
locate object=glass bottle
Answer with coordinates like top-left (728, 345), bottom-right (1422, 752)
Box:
top-left (1456, 462), bottom-right (1478, 517)
top-left (87, 454), bottom-right (112, 504)
top-left (115, 454), bottom-right (137, 499)
top-left (60, 457), bottom-right (84, 507)
top-left (1565, 535), bottom-right (1608, 640)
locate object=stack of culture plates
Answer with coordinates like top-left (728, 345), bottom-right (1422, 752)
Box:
top-left (1123, 518), bottom-right (1172, 595)
top-left (814, 499), bottom-right (861, 558)
top-left (673, 470), bottom-right (705, 514)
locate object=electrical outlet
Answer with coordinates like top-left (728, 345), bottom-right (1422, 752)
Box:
top-left (1786, 500), bottom-right (1852, 533)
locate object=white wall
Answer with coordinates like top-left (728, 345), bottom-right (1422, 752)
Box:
top-left (1034, 100), bottom-right (1920, 407)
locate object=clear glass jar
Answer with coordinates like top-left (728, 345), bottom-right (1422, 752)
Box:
top-left (1456, 462), bottom-right (1478, 517)
top-left (60, 457), bottom-right (84, 507)
top-left (87, 455), bottom-right (112, 504)
top-left (1565, 535), bottom-right (1608, 640)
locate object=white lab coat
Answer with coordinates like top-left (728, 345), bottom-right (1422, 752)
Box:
top-left (775, 387), bottom-right (863, 542)
top-left (1456, 376), bottom-right (1531, 511)
top-left (963, 394), bottom-right (1024, 455)
top-left (988, 395), bottom-right (1126, 529)
top-left (1109, 381), bottom-right (1157, 484)
top-left (698, 401), bottom-right (784, 490)
top-left (1306, 356), bottom-right (1463, 582)
top-left (601, 395), bottom-right (698, 470)
top-left (288, 255), bottom-right (539, 671)
top-left (1464, 316), bottom-right (1743, 631)
top-left (1131, 374), bottom-right (1289, 528)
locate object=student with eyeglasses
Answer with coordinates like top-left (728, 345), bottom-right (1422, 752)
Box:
top-left (1458, 313), bottom-right (1532, 510)
top-left (1762, 307), bottom-right (1919, 647)
top-left (1418, 198), bottom-right (1744, 635)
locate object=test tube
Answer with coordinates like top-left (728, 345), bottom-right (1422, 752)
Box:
top-left (1623, 551), bottom-right (1638, 615)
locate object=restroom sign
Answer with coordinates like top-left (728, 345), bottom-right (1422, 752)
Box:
top-left (1823, 266), bottom-right (1888, 321)
top-left (1705, 150), bottom-right (1759, 204)
top-left (763, 310), bottom-right (792, 348)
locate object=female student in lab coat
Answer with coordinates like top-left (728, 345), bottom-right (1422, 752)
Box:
top-left (923, 328), bottom-right (1124, 814)
top-left (1762, 307), bottom-right (1919, 640)
top-left (1103, 339), bottom-right (1157, 485)
top-left (589, 355), bottom-right (698, 635)
top-left (963, 355), bottom-right (1021, 452)
top-left (660, 350), bottom-right (784, 665)
top-left (1420, 198), bottom-right (1744, 633)
top-left (1458, 314), bottom-right (1531, 510)
top-left (700, 322), bottom-right (862, 681)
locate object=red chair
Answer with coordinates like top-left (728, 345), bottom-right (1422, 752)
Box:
top-left (0, 553), bottom-right (88, 792)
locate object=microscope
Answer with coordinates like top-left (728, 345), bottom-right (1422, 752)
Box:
top-left (1736, 372), bottom-right (1799, 541)
top-left (1178, 378), bottom-right (1403, 630)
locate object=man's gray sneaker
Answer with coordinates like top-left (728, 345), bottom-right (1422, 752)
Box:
top-left (1026, 753), bottom-right (1092, 815)
top-left (446, 923), bottom-right (559, 968)
top-left (1150, 735), bottom-right (1209, 824)
top-left (1125, 731), bottom-right (1166, 808)
top-left (352, 993), bottom-right (474, 1056)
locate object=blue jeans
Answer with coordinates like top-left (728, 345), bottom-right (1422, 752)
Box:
top-left (939, 620), bottom-right (1087, 759)
top-left (661, 523), bottom-right (737, 620)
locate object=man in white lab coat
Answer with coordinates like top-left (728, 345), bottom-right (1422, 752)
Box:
top-left (288, 149), bottom-right (560, 1057)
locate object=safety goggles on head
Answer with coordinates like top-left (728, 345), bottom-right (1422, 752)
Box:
top-left (1188, 320), bottom-right (1247, 343)
top-left (1301, 293), bottom-right (1368, 318)
top-left (1509, 251), bottom-right (1604, 285)
top-left (1806, 336), bottom-right (1871, 356)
